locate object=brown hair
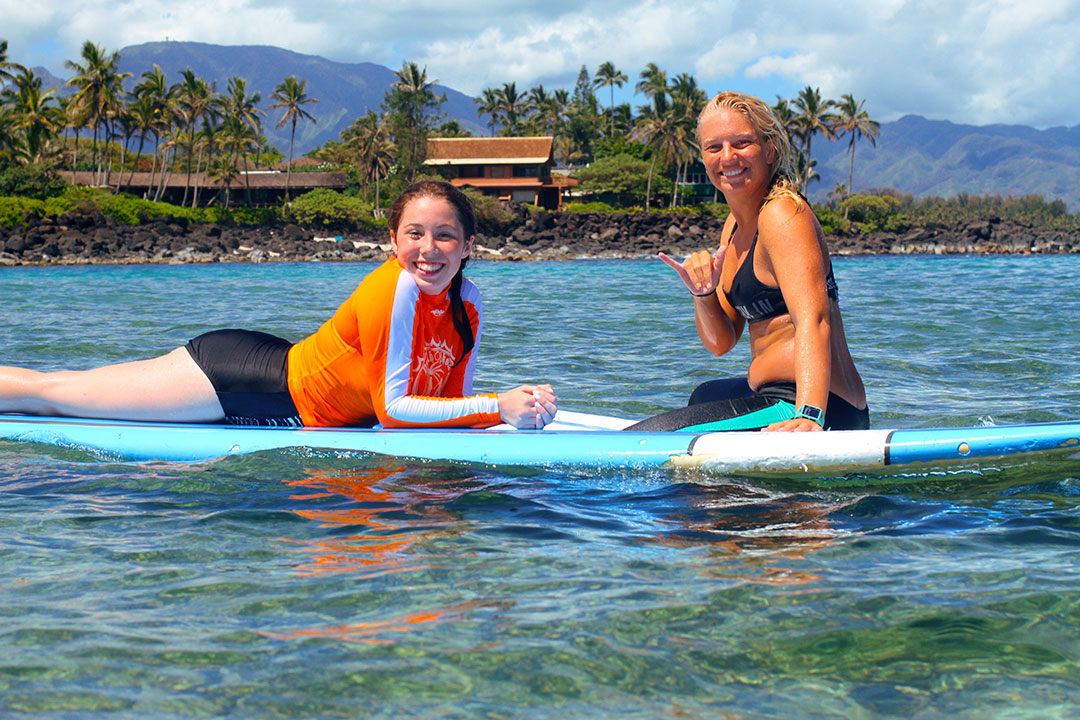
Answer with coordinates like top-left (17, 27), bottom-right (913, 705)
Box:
top-left (389, 180), bottom-right (477, 366)
top-left (697, 91), bottom-right (802, 208)
top-left (389, 179), bottom-right (477, 239)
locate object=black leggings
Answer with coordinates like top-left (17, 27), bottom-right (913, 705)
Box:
top-left (184, 329), bottom-right (302, 426)
top-left (626, 378), bottom-right (870, 432)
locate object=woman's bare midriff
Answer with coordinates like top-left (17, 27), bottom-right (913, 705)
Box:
top-left (745, 304), bottom-right (867, 409)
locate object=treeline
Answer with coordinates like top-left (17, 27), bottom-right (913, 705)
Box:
top-left (0, 38), bottom-right (316, 208)
top-left (3, 38), bottom-right (1079, 236)
top-left (312, 63), bottom-right (882, 212)
top-left (1, 37), bottom-right (879, 212)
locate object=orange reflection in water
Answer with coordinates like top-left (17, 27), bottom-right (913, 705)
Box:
top-left (263, 598), bottom-right (508, 646)
top-left (280, 463), bottom-right (437, 578)
top-left (270, 465), bottom-right (502, 644)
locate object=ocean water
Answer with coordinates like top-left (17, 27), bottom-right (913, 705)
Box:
top-left (1, 254), bottom-right (1079, 719)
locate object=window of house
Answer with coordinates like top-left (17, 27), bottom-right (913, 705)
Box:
top-left (489, 166), bottom-right (505, 178)
top-left (512, 165), bottom-right (539, 177)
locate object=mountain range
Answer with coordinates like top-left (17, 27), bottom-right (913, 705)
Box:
top-left (810, 114), bottom-right (1080, 211)
top-left (32, 41), bottom-right (1080, 211)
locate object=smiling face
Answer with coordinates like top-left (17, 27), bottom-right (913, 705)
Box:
top-left (699, 107), bottom-right (777, 199)
top-left (390, 194), bottom-right (474, 295)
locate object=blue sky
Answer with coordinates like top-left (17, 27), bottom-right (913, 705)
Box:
top-left (4, 0), bottom-right (1080, 129)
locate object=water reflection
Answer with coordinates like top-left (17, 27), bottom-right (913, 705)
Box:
top-left (279, 462), bottom-right (463, 577)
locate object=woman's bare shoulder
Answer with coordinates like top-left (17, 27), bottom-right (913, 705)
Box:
top-left (757, 195), bottom-right (825, 264)
top-left (758, 194), bottom-right (808, 229)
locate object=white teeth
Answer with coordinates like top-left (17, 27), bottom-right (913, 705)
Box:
top-left (416, 262), bottom-right (443, 272)
top-left (722, 168), bottom-right (747, 177)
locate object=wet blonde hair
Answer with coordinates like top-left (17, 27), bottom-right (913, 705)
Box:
top-left (697, 91), bottom-right (802, 208)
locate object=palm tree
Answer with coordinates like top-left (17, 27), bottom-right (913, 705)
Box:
top-left (155, 126), bottom-right (185, 201)
top-left (602, 103), bottom-right (633, 139)
top-left (834, 93), bottom-right (880, 197)
top-left (205, 155), bottom-right (239, 208)
top-left (205, 113), bottom-right (251, 208)
top-left (593, 61), bottom-right (628, 137)
top-left (495, 82), bottom-right (530, 136)
top-left (0, 103), bottom-right (12, 157)
top-left (635, 63), bottom-right (668, 102)
top-left (224, 77), bottom-right (263, 134)
top-left (384, 61), bottom-right (443, 175)
top-left (2, 69), bottom-right (64, 164)
top-left (269, 76), bottom-right (318, 201)
top-left (667, 73), bottom-right (706, 205)
top-left (350, 112), bottom-right (395, 208)
top-left (65, 41), bottom-right (130, 185)
top-left (771, 97), bottom-right (800, 144)
top-left (175, 69), bottom-right (217, 207)
top-left (668, 73), bottom-right (706, 116)
top-left (223, 76), bottom-right (264, 204)
top-left (525, 85), bottom-right (552, 135)
top-left (1, 39), bottom-right (27, 89)
top-left (133, 65), bottom-right (176, 200)
top-left (475, 87), bottom-right (500, 136)
top-left (191, 118), bottom-right (229, 208)
top-left (112, 103), bottom-right (138, 191)
top-left (123, 94), bottom-right (158, 191)
top-left (549, 88), bottom-right (571, 164)
top-left (792, 86), bottom-right (836, 192)
top-left (630, 93), bottom-right (686, 210)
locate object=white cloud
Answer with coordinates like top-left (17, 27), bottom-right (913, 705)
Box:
top-left (2, 0), bottom-right (1079, 127)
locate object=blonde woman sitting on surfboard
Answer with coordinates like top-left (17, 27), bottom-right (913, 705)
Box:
top-left (629, 91), bottom-right (867, 433)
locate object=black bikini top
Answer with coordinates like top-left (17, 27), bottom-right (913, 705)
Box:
top-left (722, 226), bottom-right (838, 323)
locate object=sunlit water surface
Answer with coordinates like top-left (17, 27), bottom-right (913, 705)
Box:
top-left (1, 254), bottom-right (1079, 718)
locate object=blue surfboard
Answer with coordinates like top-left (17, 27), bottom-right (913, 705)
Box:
top-left (1, 411), bottom-right (1078, 472)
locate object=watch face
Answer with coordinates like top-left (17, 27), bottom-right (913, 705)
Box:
top-left (797, 405), bottom-right (824, 424)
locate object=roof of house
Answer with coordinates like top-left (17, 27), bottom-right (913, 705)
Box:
top-left (424, 136), bottom-right (555, 165)
top-left (63, 170), bottom-right (347, 191)
top-left (449, 177), bottom-right (546, 189)
top-left (272, 157), bottom-right (327, 171)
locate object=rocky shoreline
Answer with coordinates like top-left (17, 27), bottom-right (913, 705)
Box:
top-left (1, 209), bottom-right (1078, 266)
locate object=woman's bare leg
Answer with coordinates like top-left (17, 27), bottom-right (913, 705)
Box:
top-left (0, 347), bottom-right (225, 422)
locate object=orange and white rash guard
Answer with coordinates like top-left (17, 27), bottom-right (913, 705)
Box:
top-left (286, 257), bottom-right (501, 428)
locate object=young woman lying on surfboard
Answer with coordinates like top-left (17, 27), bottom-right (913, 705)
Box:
top-left (0, 180), bottom-right (557, 430)
top-left (628, 91), bottom-right (868, 433)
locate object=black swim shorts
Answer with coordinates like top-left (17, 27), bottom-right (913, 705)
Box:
top-left (184, 329), bottom-right (302, 426)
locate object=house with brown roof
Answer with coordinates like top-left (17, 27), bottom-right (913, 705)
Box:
top-left (423, 136), bottom-right (577, 210)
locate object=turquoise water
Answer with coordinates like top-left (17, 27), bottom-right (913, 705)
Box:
top-left (1, 255), bottom-right (1080, 718)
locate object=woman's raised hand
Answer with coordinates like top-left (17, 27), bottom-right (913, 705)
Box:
top-left (658, 248), bottom-right (726, 297)
top-left (498, 384), bottom-right (557, 429)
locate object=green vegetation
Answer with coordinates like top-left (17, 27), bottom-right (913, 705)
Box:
top-left (816, 190), bottom-right (1080, 235)
top-left (282, 187), bottom-right (377, 230)
top-left (0, 162), bottom-right (66, 199)
top-left (576, 154), bottom-right (668, 207)
top-left (564, 201), bottom-right (620, 214)
top-left (461, 186), bottom-right (517, 233)
top-left (0, 185), bottom-right (289, 227)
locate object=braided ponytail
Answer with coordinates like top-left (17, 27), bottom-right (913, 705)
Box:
top-left (448, 259), bottom-right (475, 367)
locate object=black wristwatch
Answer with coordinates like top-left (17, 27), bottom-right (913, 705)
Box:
top-left (795, 404), bottom-right (825, 427)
